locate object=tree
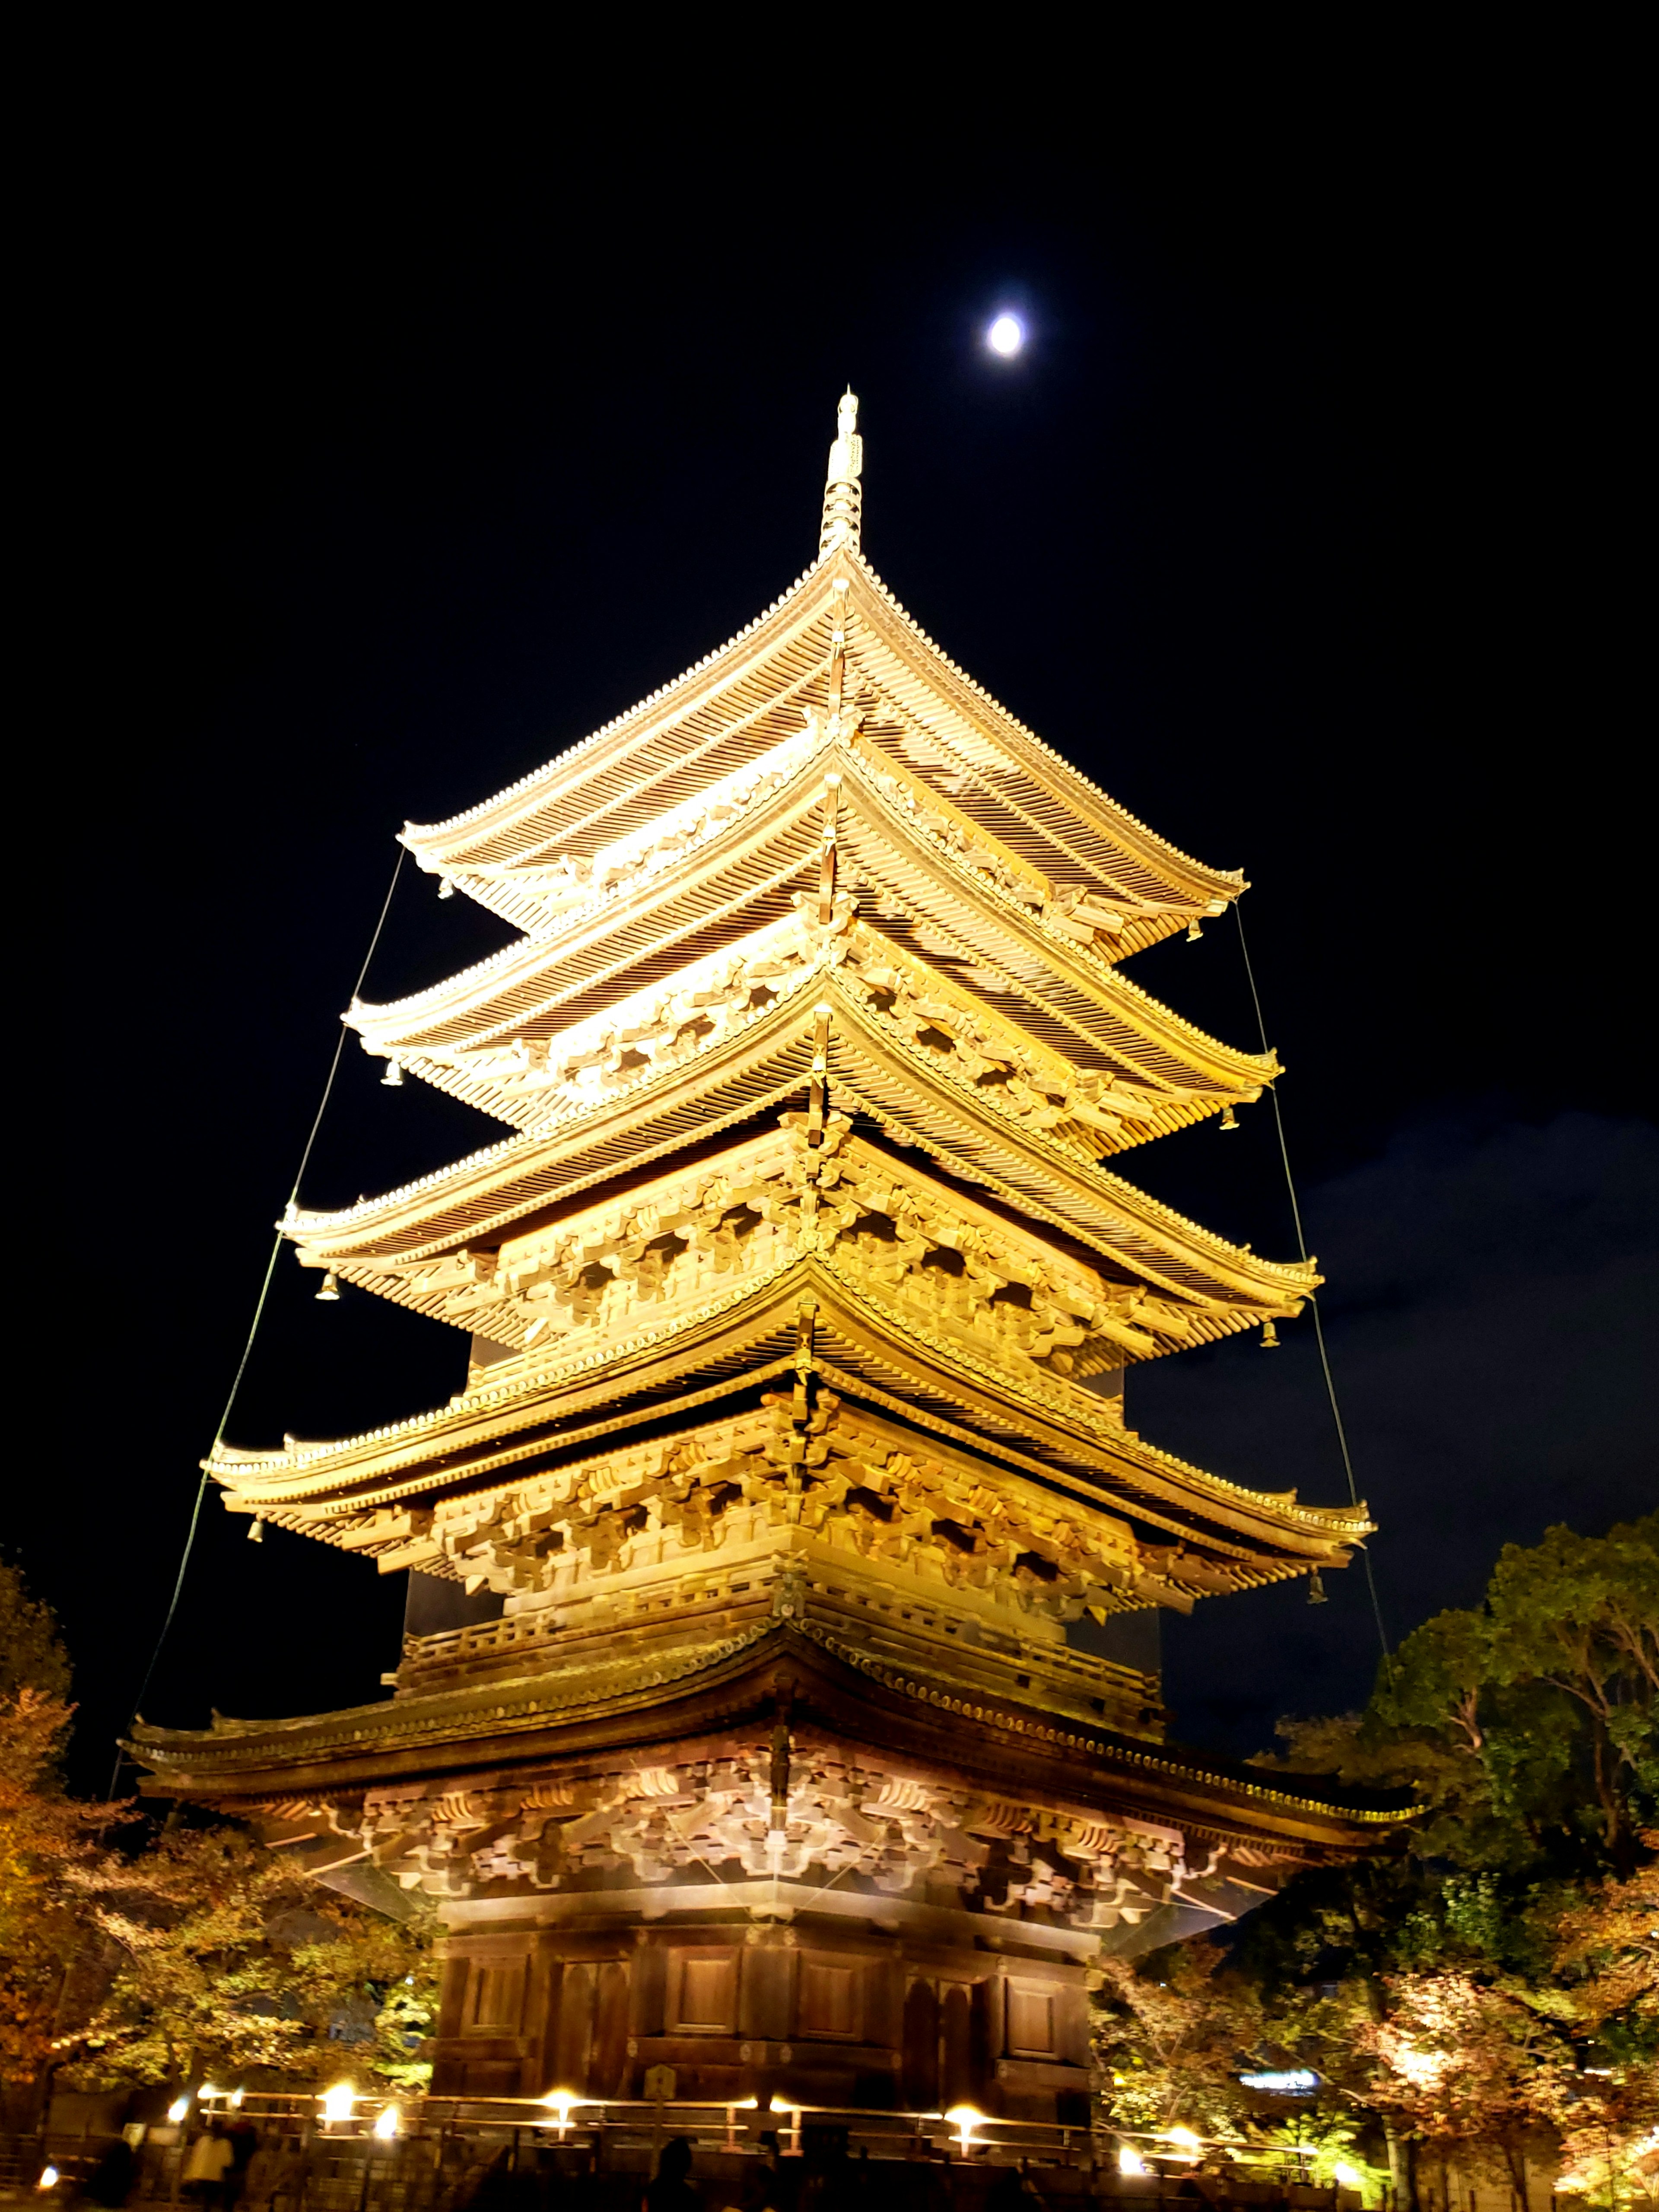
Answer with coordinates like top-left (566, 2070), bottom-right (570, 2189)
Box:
top-left (1549, 1842), bottom-right (1659, 2209)
top-left (0, 1688), bottom-right (109, 2094)
top-left (67, 1820), bottom-right (436, 2095)
top-left (1093, 1938), bottom-right (1262, 2134)
top-left (0, 1564), bottom-right (435, 2106)
top-left (0, 1569), bottom-right (121, 2112)
top-left (0, 1562), bottom-right (72, 1708)
top-left (1484, 1517), bottom-right (1658, 1871)
top-left (1189, 1518), bottom-right (1658, 2209)
top-left (1361, 1972), bottom-right (1573, 2207)
top-left (1267, 1515), bottom-right (1657, 1893)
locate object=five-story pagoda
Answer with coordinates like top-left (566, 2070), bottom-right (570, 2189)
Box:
top-left (134, 396), bottom-right (1386, 2124)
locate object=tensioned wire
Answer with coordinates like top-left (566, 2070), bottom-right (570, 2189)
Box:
top-left (107, 855), bottom-right (1386, 1793)
top-left (108, 849), bottom-right (407, 1798)
top-left (1233, 899), bottom-right (1393, 1672)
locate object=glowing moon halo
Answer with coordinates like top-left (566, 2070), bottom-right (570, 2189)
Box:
top-left (986, 313), bottom-right (1026, 356)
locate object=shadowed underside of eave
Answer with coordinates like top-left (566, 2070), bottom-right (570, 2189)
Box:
top-left (124, 1621), bottom-right (1401, 1853)
top-left (353, 752), bottom-right (1274, 1103)
top-left (340, 915), bottom-right (1274, 1165)
top-left (285, 989), bottom-right (1313, 1318)
top-left (210, 1259), bottom-right (1363, 1563)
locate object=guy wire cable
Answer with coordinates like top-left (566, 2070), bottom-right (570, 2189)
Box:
top-left (109, 847), bottom-right (408, 1798)
top-left (1233, 898), bottom-right (1393, 1672)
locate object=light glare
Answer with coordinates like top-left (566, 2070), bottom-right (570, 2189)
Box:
top-left (1240, 2068), bottom-right (1319, 2094)
top-left (987, 314), bottom-right (1025, 357)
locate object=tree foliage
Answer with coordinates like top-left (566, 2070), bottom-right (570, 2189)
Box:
top-left (0, 1561), bottom-right (72, 1710)
top-left (1093, 1938), bottom-right (1261, 2133)
top-left (1097, 1517), bottom-right (1658, 2206)
top-left (66, 1821), bottom-right (437, 2094)
top-left (0, 1570), bottom-right (124, 2097)
top-left (1271, 1513), bottom-right (1657, 1881)
top-left (0, 1564), bottom-right (435, 2101)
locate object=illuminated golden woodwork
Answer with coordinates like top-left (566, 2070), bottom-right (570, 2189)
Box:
top-left (135, 397), bottom-right (1386, 2123)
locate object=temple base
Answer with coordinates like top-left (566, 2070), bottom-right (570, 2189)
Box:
top-left (433, 1890), bottom-right (1096, 2121)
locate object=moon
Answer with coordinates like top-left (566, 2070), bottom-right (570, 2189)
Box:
top-left (986, 313), bottom-right (1026, 357)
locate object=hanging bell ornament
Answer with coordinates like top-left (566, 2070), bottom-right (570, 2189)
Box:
top-left (1219, 1105), bottom-right (1239, 1132)
top-left (247, 1519), bottom-right (265, 1544)
top-left (1307, 1568), bottom-right (1328, 1606)
top-left (1261, 1318), bottom-right (1280, 1349)
top-left (1187, 918), bottom-right (1204, 942)
top-left (316, 1271), bottom-right (341, 1303)
top-left (437, 877), bottom-right (455, 900)
top-left (381, 1059), bottom-right (404, 1087)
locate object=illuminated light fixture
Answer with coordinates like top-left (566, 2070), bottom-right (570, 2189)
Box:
top-left (320, 2083), bottom-right (356, 2128)
top-left (229, 2091), bottom-right (245, 2109)
top-left (541, 2091), bottom-right (579, 2138)
top-left (316, 1271), bottom-right (341, 1303)
top-left (946, 2104), bottom-right (983, 2155)
top-left (1239, 2069), bottom-right (1319, 2094)
top-left (1260, 1319), bottom-right (1280, 1349)
top-left (373, 2107), bottom-right (399, 2142)
top-left (166, 2099), bottom-right (190, 2126)
top-left (1165, 2127), bottom-right (1202, 2156)
top-left (38, 2169), bottom-right (59, 2191)
top-left (986, 314), bottom-right (1025, 357)
top-left (1334, 2165), bottom-right (1362, 2190)
top-left (381, 1059), bottom-right (404, 1087)
top-left (1118, 2148), bottom-right (1149, 2178)
top-left (1187, 918), bottom-right (1204, 942)
top-left (1219, 1105), bottom-right (1239, 1132)
top-left (247, 1520), bottom-right (264, 1544)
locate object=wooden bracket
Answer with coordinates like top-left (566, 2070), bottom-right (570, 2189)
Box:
top-left (807, 1002), bottom-right (832, 1143)
top-left (817, 771), bottom-right (840, 925)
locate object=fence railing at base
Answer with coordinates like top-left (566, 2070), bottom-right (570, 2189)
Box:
top-left (1, 2103), bottom-right (1357, 2212)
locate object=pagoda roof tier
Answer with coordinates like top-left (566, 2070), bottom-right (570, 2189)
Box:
top-left (211, 1255), bottom-right (1364, 1576)
top-left (397, 554), bottom-right (1243, 969)
top-left (125, 1618), bottom-right (1402, 1855)
top-left (343, 910), bottom-right (1269, 1167)
top-left (287, 1119), bottom-right (1313, 1376)
top-left (350, 733), bottom-right (1273, 1104)
top-left (286, 1106), bottom-right (1313, 1387)
top-left (215, 1394), bottom-right (1348, 1637)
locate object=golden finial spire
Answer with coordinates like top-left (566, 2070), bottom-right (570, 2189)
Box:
top-left (819, 388), bottom-right (863, 558)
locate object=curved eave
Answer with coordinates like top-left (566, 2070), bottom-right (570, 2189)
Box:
top-left (352, 752), bottom-right (1275, 1101)
top-left (842, 559), bottom-right (1244, 919)
top-left (305, 959), bottom-right (1291, 1254)
top-left (124, 1621), bottom-right (1405, 1850)
top-left (210, 1257), bottom-right (1367, 1560)
top-left (402, 564), bottom-right (833, 877)
top-left (398, 550), bottom-right (1246, 965)
top-left (286, 985), bottom-right (1314, 1318)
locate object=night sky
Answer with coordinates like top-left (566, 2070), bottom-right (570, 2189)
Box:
top-left (24, 66), bottom-right (1653, 1796)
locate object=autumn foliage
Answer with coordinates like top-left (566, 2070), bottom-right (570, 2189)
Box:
top-left (0, 1560), bottom-right (435, 2111)
top-left (1094, 1516), bottom-right (1657, 2209)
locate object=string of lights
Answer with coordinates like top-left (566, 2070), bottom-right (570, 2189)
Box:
top-left (107, 849), bottom-right (407, 1798)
